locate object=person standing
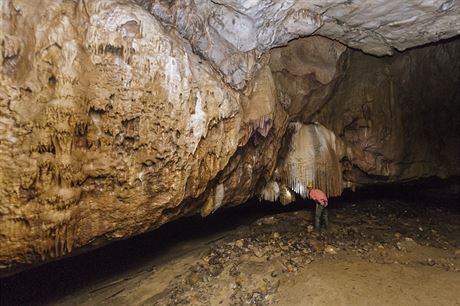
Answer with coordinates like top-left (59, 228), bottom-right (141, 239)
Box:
top-left (306, 183), bottom-right (329, 231)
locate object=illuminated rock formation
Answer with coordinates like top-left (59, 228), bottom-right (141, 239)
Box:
top-left (0, 0), bottom-right (459, 274)
top-left (261, 122), bottom-right (344, 205)
top-left (317, 39), bottom-right (460, 186)
top-left (138, 0), bottom-right (460, 88)
top-left (0, 0), bottom-right (285, 273)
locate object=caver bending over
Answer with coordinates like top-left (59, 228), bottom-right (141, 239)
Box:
top-left (306, 183), bottom-right (329, 231)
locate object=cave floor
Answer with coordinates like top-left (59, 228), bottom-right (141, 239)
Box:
top-left (2, 198), bottom-right (460, 306)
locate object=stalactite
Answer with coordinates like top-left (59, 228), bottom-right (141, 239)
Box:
top-left (279, 123), bottom-right (343, 198)
top-left (260, 181), bottom-right (280, 202)
top-left (247, 115), bottom-right (273, 139)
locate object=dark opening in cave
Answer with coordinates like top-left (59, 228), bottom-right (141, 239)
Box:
top-left (1, 178), bottom-right (459, 305)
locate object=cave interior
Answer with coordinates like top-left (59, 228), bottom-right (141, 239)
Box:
top-left (0, 0), bottom-right (460, 305)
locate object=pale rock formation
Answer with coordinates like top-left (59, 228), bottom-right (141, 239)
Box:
top-left (279, 123), bottom-right (345, 199)
top-left (138, 0), bottom-right (460, 88)
top-left (0, 0), bottom-right (285, 274)
top-left (261, 122), bottom-right (345, 205)
top-left (201, 66), bottom-right (288, 216)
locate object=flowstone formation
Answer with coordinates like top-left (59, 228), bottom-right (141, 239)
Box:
top-left (0, 0), bottom-right (285, 274)
top-left (261, 123), bottom-right (344, 205)
top-left (1, 0), bottom-right (459, 274)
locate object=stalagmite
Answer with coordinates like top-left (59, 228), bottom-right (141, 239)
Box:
top-left (279, 185), bottom-right (295, 206)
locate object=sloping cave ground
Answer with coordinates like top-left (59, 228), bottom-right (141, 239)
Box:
top-left (1, 177), bottom-right (459, 306)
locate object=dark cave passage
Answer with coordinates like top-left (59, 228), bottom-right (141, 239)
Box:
top-left (1, 177), bottom-right (459, 305)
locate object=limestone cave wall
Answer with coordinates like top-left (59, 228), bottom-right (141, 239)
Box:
top-left (0, 0), bottom-right (286, 274)
top-left (0, 0), bottom-right (459, 274)
top-left (269, 36), bottom-right (460, 188)
top-left (317, 39), bottom-right (460, 186)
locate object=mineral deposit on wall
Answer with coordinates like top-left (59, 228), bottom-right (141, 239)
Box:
top-left (267, 36), bottom-right (460, 188)
top-left (0, 0), bottom-right (459, 274)
top-left (317, 39), bottom-right (460, 185)
top-left (0, 0), bottom-right (284, 273)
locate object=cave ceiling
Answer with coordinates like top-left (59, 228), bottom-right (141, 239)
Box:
top-left (137, 0), bottom-right (460, 88)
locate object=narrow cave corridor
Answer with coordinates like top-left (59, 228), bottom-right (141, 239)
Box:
top-left (1, 178), bottom-right (460, 305)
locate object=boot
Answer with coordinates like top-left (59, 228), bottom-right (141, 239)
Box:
top-left (315, 218), bottom-right (321, 231)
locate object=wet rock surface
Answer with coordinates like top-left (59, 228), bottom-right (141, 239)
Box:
top-left (3, 196), bottom-right (457, 305)
top-left (0, 0), bottom-right (287, 272)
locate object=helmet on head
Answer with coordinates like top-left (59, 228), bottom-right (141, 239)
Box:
top-left (307, 183), bottom-right (313, 190)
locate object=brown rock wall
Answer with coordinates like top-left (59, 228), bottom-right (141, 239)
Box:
top-left (269, 36), bottom-right (348, 119)
top-left (0, 0), bottom-right (285, 274)
top-left (268, 36), bottom-right (459, 187)
top-left (317, 40), bottom-right (460, 186)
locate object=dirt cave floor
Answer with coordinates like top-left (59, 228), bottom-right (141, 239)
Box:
top-left (2, 185), bottom-right (460, 306)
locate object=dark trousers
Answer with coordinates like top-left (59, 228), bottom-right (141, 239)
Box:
top-left (315, 203), bottom-right (329, 230)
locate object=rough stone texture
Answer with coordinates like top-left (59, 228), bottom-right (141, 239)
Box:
top-left (0, 0), bottom-right (285, 274)
top-left (200, 66), bottom-right (288, 217)
top-left (138, 0), bottom-right (460, 88)
top-left (268, 37), bottom-right (460, 188)
top-left (0, 0), bottom-right (459, 274)
top-left (269, 36), bottom-right (348, 119)
top-left (317, 39), bottom-right (460, 186)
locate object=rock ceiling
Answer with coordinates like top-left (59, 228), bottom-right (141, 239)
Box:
top-left (138, 0), bottom-right (460, 88)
